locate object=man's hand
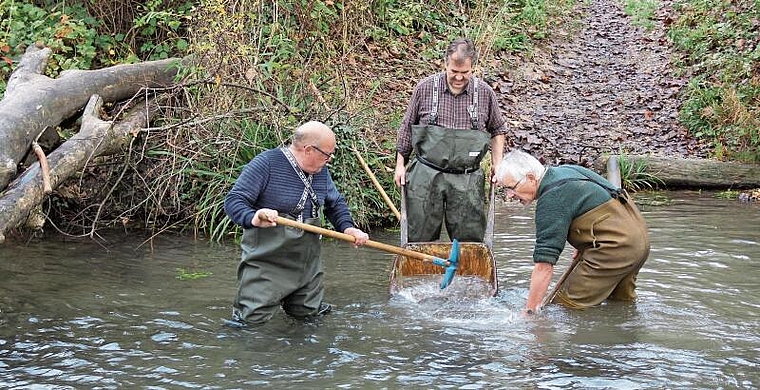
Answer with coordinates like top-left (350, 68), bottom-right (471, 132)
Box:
top-left (253, 208), bottom-right (278, 227)
top-left (394, 165), bottom-right (406, 187)
top-left (490, 134), bottom-right (505, 183)
top-left (394, 152), bottom-right (406, 186)
top-left (344, 227), bottom-right (369, 247)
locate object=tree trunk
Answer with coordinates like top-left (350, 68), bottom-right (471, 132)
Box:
top-left (0, 95), bottom-right (157, 244)
top-left (0, 44), bottom-right (180, 189)
top-left (593, 155), bottom-right (760, 189)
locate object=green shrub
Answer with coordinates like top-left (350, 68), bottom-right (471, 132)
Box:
top-left (668, 0), bottom-right (760, 162)
top-left (1, 0), bottom-right (580, 237)
top-left (0, 1), bottom-right (106, 94)
top-left (623, 0), bottom-right (658, 30)
top-left (617, 153), bottom-right (665, 191)
top-left (0, 0), bottom-right (193, 96)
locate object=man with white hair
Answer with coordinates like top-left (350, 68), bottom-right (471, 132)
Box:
top-left (496, 149), bottom-right (650, 314)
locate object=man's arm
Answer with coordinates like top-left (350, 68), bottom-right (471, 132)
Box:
top-left (224, 156), bottom-right (268, 228)
top-left (394, 78), bottom-right (428, 187)
top-left (323, 172), bottom-right (355, 232)
top-left (394, 152), bottom-right (406, 186)
top-left (490, 134), bottom-right (505, 182)
top-left (525, 262), bottom-right (554, 312)
top-left (323, 172), bottom-right (369, 247)
top-left (483, 84), bottom-right (508, 182)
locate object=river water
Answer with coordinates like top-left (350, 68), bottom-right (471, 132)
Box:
top-left (0, 191), bottom-right (758, 389)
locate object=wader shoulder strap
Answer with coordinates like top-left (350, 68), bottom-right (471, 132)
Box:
top-left (540, 167), bottom-right (627, 204)
top-left (565, 166), bottom-right (627, 203)
top-left (429, 73), bottom-right (441, 125)
top-left (281, 147), bottom-right (321, 220)
top-left (429, 73), bottom-right (479, 130)
top-left (468, 77), bottom-right (479, 130)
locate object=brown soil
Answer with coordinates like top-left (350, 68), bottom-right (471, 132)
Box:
top-left (490, 0), bottom-right (712, 166)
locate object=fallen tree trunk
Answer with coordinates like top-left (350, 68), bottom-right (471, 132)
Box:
top-left (593, 155), bottom-right (760, 189)
top-left (0, 95), bottom-right (157, 244)
top-left (0, 43), bottom-right (180, 189)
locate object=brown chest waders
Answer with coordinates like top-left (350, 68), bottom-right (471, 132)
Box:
top-left (554, 194), bottom-right (650, 308)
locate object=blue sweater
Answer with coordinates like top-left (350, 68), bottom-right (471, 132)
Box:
top-left (224, 148), bottom-right (356, 231)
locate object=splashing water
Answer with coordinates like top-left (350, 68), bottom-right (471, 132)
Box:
top-left (391, 275), bottom-right (519, 327)
top-left (393, 275), bottom-right (493, 302)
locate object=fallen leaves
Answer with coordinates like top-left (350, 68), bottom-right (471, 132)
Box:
top-left (496, 0), bottom-right (711, 163)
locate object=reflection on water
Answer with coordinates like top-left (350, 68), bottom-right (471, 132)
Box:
top-left (0, 191), bottom-right (758, 388)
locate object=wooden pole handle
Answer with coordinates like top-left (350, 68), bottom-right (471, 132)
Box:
top-left (350, 148), bottom-right (401, 221)
top-left (540, 255), bottom-right (581, 309)
top-left (273, 216), bottom-right (444, 264)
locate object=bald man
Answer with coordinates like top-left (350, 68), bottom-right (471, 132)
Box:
top-left (224, 121), bottom-right (369, 326)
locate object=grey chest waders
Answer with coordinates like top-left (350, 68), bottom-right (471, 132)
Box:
top-left (232, 146), bottom-right (328, 324)
top-left (234, 218), bottom-right (324, 323)
top-left (405, 74), bottom-right (491, 242)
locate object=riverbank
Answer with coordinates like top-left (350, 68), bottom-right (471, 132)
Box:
top-left (2, 0), bottom-right (757, 241)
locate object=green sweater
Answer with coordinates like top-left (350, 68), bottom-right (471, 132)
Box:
top-left (533, 165), bottom-right (614, 264)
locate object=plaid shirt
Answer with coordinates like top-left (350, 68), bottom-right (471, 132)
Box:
top-left (396, 72), bottom-right (508, 160)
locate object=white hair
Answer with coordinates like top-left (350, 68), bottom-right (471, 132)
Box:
top-left (496, 150), bottom-right (545, 183)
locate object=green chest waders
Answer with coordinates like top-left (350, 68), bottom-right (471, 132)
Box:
top-left (405, 75), bottom-right (491, 242)
top-left (233, 217), bottom-right (323, 324)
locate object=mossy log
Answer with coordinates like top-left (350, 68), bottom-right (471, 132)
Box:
top-left (593, 155), bottom-right (760, 189)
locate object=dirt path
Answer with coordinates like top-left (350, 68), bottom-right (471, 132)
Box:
top-left (497, 0), bottom-right (712, 166)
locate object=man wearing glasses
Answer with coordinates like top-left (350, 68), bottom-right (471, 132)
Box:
top-left (394, 37), bottom-right (508, 243)
top-left (496, 150), bottom-right (650, 315)
top-left (224, 121), bottom-right (368, 326)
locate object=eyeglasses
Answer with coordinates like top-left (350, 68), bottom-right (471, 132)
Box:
top-left (505, 176), bottom-right (526, 192)
top-left (310, 145), bottom-right (335, 161)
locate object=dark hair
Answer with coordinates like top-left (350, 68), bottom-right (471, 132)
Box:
top-left (445, 38), bottom-right (478, 65)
